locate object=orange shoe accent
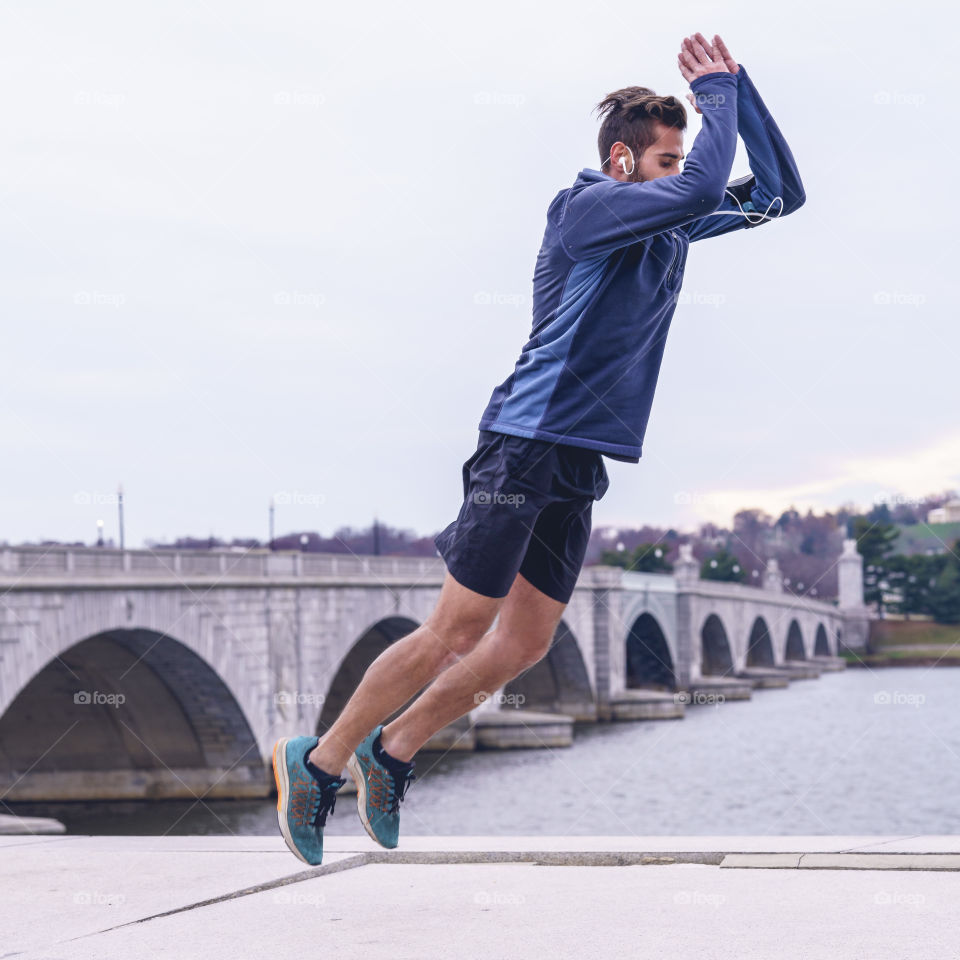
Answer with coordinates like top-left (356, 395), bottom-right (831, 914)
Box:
top-left (358, 753), bottom-right (394, 815)
top-left (272, 740), bottom-right (282, 813)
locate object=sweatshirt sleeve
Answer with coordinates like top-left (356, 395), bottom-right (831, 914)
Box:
top-left (684, 62), bottom-right (806, 243)
top-left (558, 72), bottom-right (738, 261)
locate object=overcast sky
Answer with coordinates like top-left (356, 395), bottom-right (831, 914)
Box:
top-left (1, 0), bottom-right (956, 548)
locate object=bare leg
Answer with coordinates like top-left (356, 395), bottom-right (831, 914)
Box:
top-left (380, 572), bottom-right (567, 762)
top-left (308, 572), bottom-right (504, 774)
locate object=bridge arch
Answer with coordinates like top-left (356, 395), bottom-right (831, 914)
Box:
top-left (747, 616), bottom-right (776, 667)
top-left (700, 613), bottom-right (734, 677)
top-left (0, 628), bottom-right (262, 801)
top-left (625, 612), bottom-right (675, 692)
top-left (505, 620), bottom-right (595, 720)
top-left (318, 616), bottom-right (420, 735)
top-left (785, 620), bottom-right (806, 660)
top-left (814, 623), bottom-right (830, 656)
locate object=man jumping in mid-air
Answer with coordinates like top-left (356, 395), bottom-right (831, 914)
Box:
top-left (273, 31), bottom-right (805, 864)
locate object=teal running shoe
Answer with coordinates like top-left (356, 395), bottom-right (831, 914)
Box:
top-left (346, 725), bottom-right (417, 849)
top-left (272, 736), bottom-right (346, 865)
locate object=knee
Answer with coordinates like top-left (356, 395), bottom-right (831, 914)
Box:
top-left (421, 613), bottom-right (490, 665)
top-left (510, 632), bottom-right (554, 673)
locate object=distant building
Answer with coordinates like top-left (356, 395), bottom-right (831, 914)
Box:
top-left (927, 498), bottom-right (960, 524)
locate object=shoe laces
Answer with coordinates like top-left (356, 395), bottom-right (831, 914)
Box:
top-left (312, 776), bottom-right (346, 829)
top-left (388, 766), bottom-right (417, 815)
top-left (292, 772), bottom-right (346, 829)
top-left (365, 756), bottom-right (417, 816)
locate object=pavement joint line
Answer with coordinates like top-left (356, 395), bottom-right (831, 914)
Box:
top-left (365, 850), bottom-right (727, 866)
top-left (41, 845), bottom-right (960, 948)
top-left (838, 834), bottom-right (923, 853)
top-left (0, 834), bottom-right (88, 849)
top-left (46, 847), bottom-right (780, 946)
top-left (720, 852), bottom-right (960, 871)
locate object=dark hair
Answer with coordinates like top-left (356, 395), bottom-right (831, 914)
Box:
top-left (594, 86), bottom-right (687, 169)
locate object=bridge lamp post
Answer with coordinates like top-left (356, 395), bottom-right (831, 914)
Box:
top-left (96, 519), bottom-right (104, 548)
top-left (117, 484), bottom-right (124, 551)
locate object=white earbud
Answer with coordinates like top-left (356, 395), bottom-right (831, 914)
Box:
top-left (616, 146), bottom-right (635, 176)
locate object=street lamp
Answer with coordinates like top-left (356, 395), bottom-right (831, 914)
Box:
top-left (96, 519), bottom-right (104, 548)
top-left (117, 483), bottom-right (125, 551)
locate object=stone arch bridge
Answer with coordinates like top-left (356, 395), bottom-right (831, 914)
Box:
top-left (0, 541), bottom-right (871, 801)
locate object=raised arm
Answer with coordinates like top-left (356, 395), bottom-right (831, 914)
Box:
top-left (685, 37), bottom-right (806, 242)
top-left (559, 38), bottom-right (739, 262)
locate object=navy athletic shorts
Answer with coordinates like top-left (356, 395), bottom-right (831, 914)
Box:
top-left (433, 429), bottom-right (611, 604)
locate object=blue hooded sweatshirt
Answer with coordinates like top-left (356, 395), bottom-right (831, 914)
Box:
top-left (477, 64), bottom-right (805, 462)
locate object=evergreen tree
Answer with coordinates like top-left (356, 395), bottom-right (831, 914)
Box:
top-left (928, 539), bottom-right (960, 624)
top-left (851, 516), bottom-right (899, 614)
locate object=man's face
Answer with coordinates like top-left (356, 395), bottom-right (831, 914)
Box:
top-left (610, 121), bottom-right (685, 183)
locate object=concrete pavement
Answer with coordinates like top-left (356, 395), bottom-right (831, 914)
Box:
top-left (4, 834), bottom-right (960, 959)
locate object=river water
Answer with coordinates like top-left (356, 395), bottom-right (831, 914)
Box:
top-left (11, 666), bottom-right (959, 836)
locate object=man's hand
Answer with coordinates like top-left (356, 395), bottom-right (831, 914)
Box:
top-left (712, 34), bottom-right (740, 75)
top-left (678, 33), bottom-right (739, 113)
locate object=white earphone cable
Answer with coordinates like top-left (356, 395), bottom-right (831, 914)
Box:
top-left (605, 151), bottom-right (784, 225)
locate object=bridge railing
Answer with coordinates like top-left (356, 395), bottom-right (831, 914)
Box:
top-left (0, 545), bottom-right (447, 580)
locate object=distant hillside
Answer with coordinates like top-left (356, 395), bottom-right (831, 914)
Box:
top-left (893, 522), bottom-right (960, 555)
